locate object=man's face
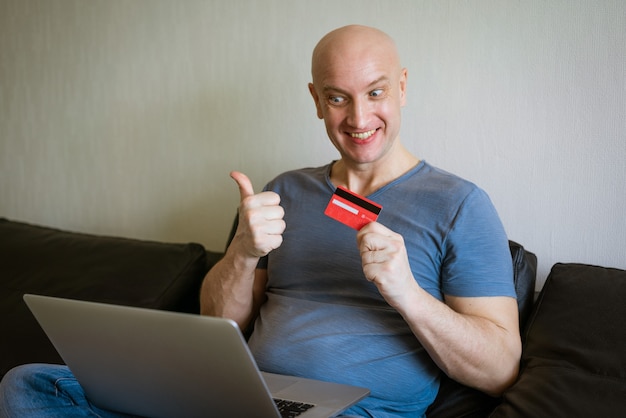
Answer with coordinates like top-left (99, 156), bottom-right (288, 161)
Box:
top-left (309, 47), bottom-right (407, 168)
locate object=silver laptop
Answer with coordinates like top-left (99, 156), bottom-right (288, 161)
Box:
top-left (23, 294), bottom-right (369, 418)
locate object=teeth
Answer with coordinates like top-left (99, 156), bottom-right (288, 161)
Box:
top-left (350, 129), bottom-right (376, 140)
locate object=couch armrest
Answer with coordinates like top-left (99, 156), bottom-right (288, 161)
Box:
top-left (490, 263), bottom-right (626, 417)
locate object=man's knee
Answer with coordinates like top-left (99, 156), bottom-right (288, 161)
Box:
top-left (3, 364), bottom-right (71, 389)
top-left (0, 364), bottom-right (76, 417)
top-left (2, 364), bottom-right (40, 393)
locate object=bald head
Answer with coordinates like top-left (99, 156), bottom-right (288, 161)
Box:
top-left (311, 25), bottom-right (402, 85)
top-left (307, 25), bottom-right (409, 169)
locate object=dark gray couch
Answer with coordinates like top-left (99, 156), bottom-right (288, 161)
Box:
top-left (0, 218), bottom-right (222, 377)
top-left (1, 218), bottom-right (624, 417)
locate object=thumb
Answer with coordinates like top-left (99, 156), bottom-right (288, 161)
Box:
top-left (230, 171), bottom-right (255, 201)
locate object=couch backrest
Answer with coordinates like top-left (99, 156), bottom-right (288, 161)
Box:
top-left (509, 240), bottom-right (538, 330)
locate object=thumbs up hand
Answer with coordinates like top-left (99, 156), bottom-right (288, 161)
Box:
top-left (229, 171), bottom-right (285, 258)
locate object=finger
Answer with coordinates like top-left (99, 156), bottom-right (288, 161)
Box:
top-left (358, 221), bottom-right (391, 235)
top-left (357, 222), bottom-right (391, 251)
top-left (230, 171), bottom-right (255, 202)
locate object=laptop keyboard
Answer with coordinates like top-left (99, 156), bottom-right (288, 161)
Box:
top-left (273, 398), bottom-right (315, 418)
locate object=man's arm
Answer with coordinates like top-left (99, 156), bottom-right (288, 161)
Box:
top-left (357, 222), bottom-right (521, 396)
top-left (401, 292), bottom-right (520, 396)
top-left (200, 253), bottom-right (268, 331)
top-left (200, 171), bottom-right (284, 330)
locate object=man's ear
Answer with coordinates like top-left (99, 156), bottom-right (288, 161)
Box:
top-left (399, 68), bottom-right (408, 107)
top-left (308, 83), bottom-right (324, 119)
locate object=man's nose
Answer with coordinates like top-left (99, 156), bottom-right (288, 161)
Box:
top-left (347, 99), bottom-right (368, 129)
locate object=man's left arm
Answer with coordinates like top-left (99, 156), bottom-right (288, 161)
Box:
top-left (357, 222), bottom-right (521, 396)
top-left (404, 292), bottom-right (521, 396)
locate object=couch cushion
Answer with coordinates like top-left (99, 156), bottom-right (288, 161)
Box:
top-left (490, 263), bottom-right (626, 417)
top-left (0, 218), bottom-right (213, 378)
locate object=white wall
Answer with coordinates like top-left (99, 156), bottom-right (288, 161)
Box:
top-left (1, 0), bottom-right (624, 289)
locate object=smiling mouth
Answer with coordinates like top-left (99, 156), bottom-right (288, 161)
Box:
top-left (350, 129), bottom-right (377, 140)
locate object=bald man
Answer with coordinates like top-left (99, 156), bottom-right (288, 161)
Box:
top-left (0, 26), bottom-right (520, 417)
top-left (201, 25), bottom-right (520, 417)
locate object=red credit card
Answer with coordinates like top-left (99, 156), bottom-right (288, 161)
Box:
top-left (324, 186), bottom-right (382, 230)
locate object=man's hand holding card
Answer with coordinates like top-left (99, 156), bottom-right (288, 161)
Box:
top-left (323, 186), bottom-right (418, 309)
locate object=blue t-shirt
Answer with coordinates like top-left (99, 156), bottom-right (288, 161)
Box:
top-left (248, 161), bottom-right (515, 417)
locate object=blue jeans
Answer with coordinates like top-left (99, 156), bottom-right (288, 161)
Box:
top-left (1, 364), bottom-right (370, 418)
top-left (0, 364), bottom-right (138, 418)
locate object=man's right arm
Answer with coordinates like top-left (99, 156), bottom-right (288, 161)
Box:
top-left (199, 171), bottom-right (284, 330)
top-left (200, 252), bottom-right (268, 331)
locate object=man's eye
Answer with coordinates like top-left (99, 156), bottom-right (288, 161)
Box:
top-left (329, 96), bottom-right (345, 104)
top-left (370, 89), bottom-right (384, 97)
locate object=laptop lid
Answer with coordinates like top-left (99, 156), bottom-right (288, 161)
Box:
top-left (23, 294), bottom-right (369, 418)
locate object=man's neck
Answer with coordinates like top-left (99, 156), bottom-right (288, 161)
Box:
top-left (330, 144), bottom-right (420, 196)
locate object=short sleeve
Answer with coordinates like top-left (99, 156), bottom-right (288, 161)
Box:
top-left (441, 188), bottom-right (515, 298)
